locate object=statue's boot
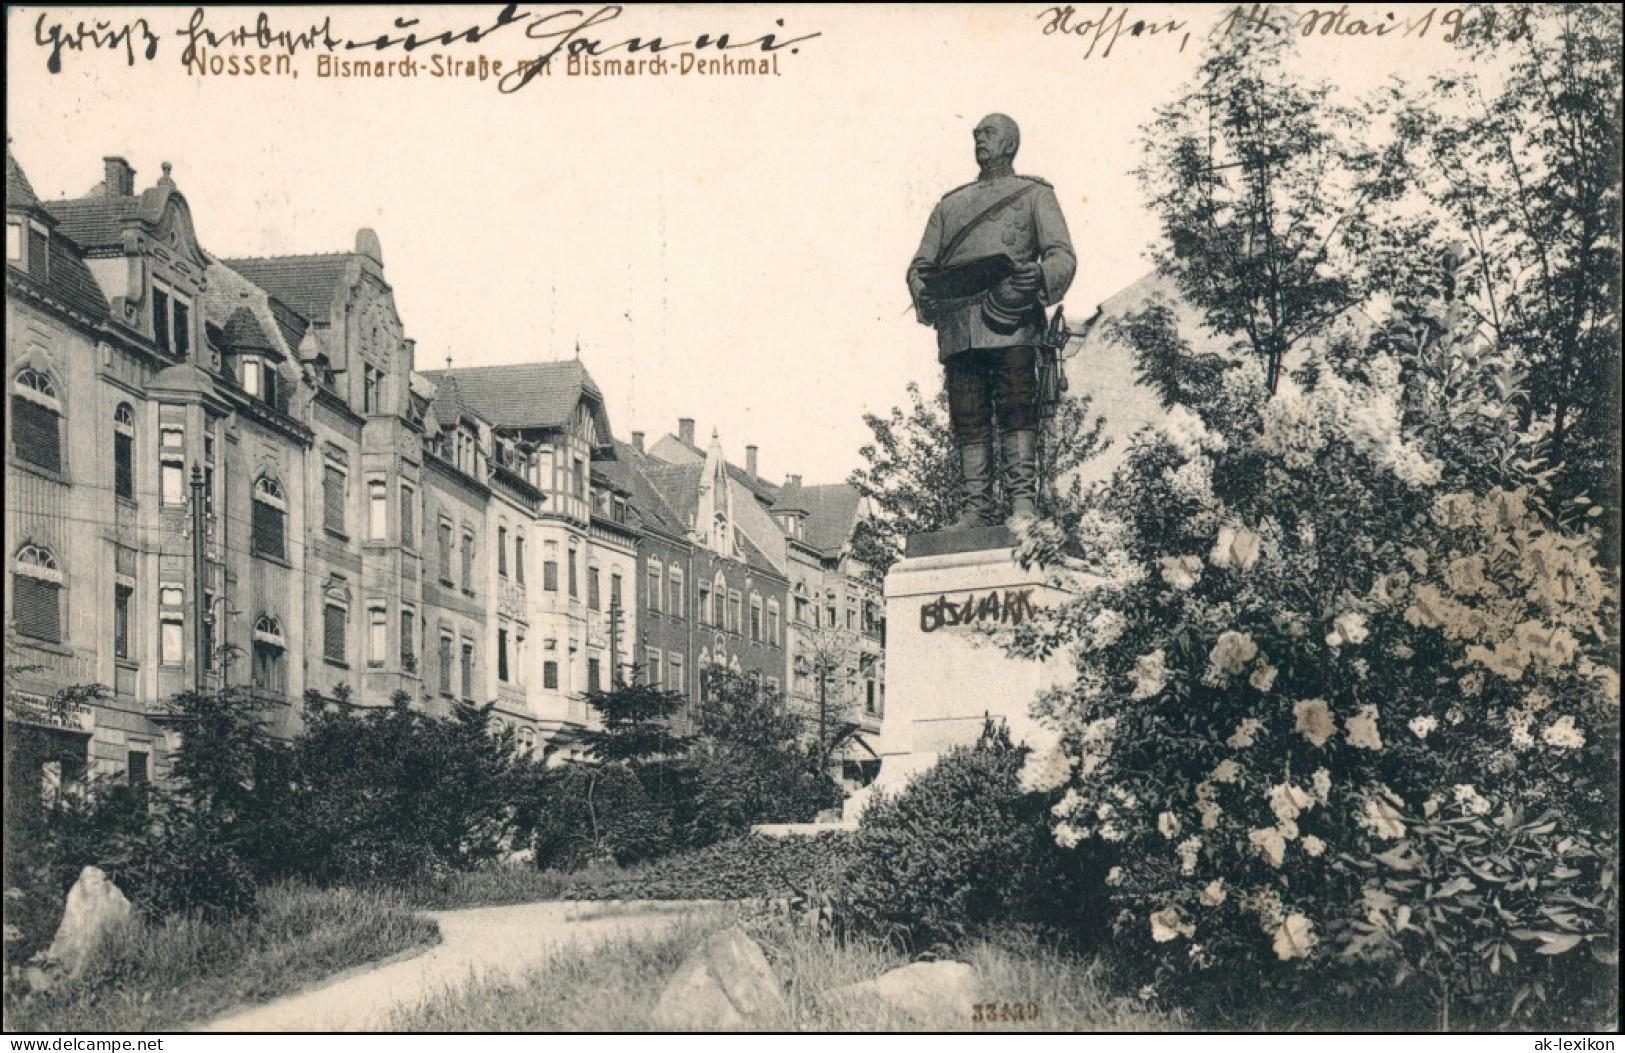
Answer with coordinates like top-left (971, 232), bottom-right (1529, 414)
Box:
top-left (1002, 428), bottom-right (1040, 526)
top-left (951, 442), bottom-right (996, 530)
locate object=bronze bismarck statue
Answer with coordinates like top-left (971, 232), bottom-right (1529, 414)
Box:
top-left (908, 114), bottom-right (1076, 529)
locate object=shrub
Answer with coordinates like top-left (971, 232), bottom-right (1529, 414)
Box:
top-left (1026, 318), bottom-right (1618, 1027)
top-left (842, 721), bottom-right (1106, 951)
top-left (562, 831), bottom-right (853, 902)
top-left (273, 689), bottom-right (531, 885)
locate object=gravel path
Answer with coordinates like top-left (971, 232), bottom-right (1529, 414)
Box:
top-left (200, 900), bottom-right (723, 1032)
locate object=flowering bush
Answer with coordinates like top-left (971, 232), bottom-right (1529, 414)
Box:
top-left (1021, 318), bottom-right (1618, 1027)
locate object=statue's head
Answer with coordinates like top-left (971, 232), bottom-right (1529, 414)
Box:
top-left (973, 114), bottom-right (1020, 169)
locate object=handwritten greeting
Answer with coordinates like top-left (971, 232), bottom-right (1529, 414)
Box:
top-left (30, 5), bottom-right (821, 92)
top-left (1036, 3), bottom-right (1534, 59)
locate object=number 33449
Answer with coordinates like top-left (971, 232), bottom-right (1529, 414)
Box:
top-left (972, 1002), bottom-right (1039, 1023)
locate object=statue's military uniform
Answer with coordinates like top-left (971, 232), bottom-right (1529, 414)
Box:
top-left (907, 165), bottom-right (1076, 526)
top-left (907, 171), bottom-right (1076, 361)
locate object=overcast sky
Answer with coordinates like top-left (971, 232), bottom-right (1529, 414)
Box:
top-left (8, 4), bottom-right (1482, 484)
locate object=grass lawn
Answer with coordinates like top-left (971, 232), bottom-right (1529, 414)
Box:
top-left (4, 883), bottom-right (439, 1033)
top-left (388, 914), bottom-right (1183, 1032)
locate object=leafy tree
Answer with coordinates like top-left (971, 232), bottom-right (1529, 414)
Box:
top-left (688, 670), bottom-right (840, 841)
top-left (1133, 16), bottom-right (1394, 394)
top-left (1393, 2), bottom-right (1621, 529)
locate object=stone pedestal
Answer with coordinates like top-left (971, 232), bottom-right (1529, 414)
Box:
top-left (844, 531), bottom-right (1072, 819)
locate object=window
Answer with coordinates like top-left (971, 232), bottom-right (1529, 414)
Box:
top-left (12, 369), bottom-right (62, 473)
top-left (438, 520), bottom-right (454, 585)
top-left (160, 586), bottom-right (185, 665)
top-left (514, 535), bottom-right (526, 585)
top-left (462, 530), bottom-right (475, 593)
top-left (587, 566), bottom-right (600, 611)
top-left (368, 480), bottom-right (388, 541)
top-left (126, 748), bottom-right (149, 787)
top-left (152, 285), bottom-right (191, 358)
top-left (794, 590), bottom-right (810, 625)
top-left (567, 547), bottom-right (578, 598)
top-left (543, 541), bottom-right (559, 592)
top-left (368, 607), bottom-right (387, 667)
top-left (113, 583), bottom-right (132, 659)
top-left (498, 627), bottom-right (510, 682)
top-left (543, 660), bottom-right (559, 690)
top-left (241, 355), bottom-right (276, 404)
top-left (714, 574), bottom-right (727, 626)
top-left (498, 526), bottom-right (508, 577)
top-left (322, 461), bottom-right (347, 535)
top-left (645, 648), bottom-right (663, 688)
top-left (826, 601), bottom-right (838, 630)
top-left (363, 363), bottom-right (383, 414)
top-left (647, 559), bottom-right (663, 612)
top-left (438, 632), bottom-right (454, 695)
top-left (152, 286), bottom-right (169, 352)
top-left (13, 544), bottom-right (63, 643)
top-left (252, 477), bottom-right (287, 559)
top-left (460, 641), bottom-right (474, 699)
top-left (252, 615), bottom-right (286, 693)
top-left (400, 486), bottom-right (416, 548)
top-left (866, 678), bottom-right (878, 715)
top-left (728, 591), bottom-right (743, 635)
top-left (848, 600), bottom-right (859, 631)
top-left (159, 427), bottom-right (185, 505)
top-left (6, 220), bottom-right (20, 261)
top-left (750, 594), bottom-right (763, 642)
top-left (323, 598), bottom-right (347, 665)
top-left (400, 609), bottom-right (415, 671)
top-left (669, 652), bottom-right (684, 695)
top-left (113, 404), bottom-right (135, 500)
top-left (767, 601), bottom-right (781, 647)
top-left (698, 581), bottom-right (711, 626)
top-left (669, 568), bottom-right (685, 618)
top-left (610, 572), bottom-right (622, 611)
top-left (573, 456), bottom-right (586, 499)
top-left (515, 632), bottom-right (526, 685)
top-left (587, 656), bottom-right (601, 692)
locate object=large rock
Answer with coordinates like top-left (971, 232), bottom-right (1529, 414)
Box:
top-left (650, 928), bottom-right (786, 1031)
top-left (45, 866), bottom-right (135, 979)
top-left (821, 960), bottom-right (980, 1027)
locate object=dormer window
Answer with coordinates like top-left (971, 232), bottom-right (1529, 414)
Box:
top-left (240, 355), bottom-right (276, 404)
top-left (152, 283), bottom-right (191, 358)
top-left (8, 219), bottom-right (49, 281)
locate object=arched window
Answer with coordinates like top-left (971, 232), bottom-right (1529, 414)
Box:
top-left (113, 403), bottom-right (135, 499)
top-left (252, 476), bottom-right (287, 558)
top-left (252, 615), bottom-right (286, 693)
top-left (12, 369), bottom-right (62, 473)
top-left (13, 544), bottom-right (64, 643)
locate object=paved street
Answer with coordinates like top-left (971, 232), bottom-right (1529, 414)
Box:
top-left (201, 900), bottom-right (722, 1032)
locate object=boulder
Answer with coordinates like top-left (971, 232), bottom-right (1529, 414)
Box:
top-left (650, 928), bottom-right (786, 1031)
top-left (821, 960), bottom-right (979, 1027)
top-left (44, 867), bottom-right (135, 980)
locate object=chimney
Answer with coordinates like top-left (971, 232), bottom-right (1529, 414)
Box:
top-left (631, 431), bottom-right (645, 454)
top-left (678, 418), bottom-right (695, 447)
top-left (102, 157), bottom-right (135, 197)
top-left (785, 473), bottom-right (802, 488)
top-left (745, 445), bottom-right (759, 479)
